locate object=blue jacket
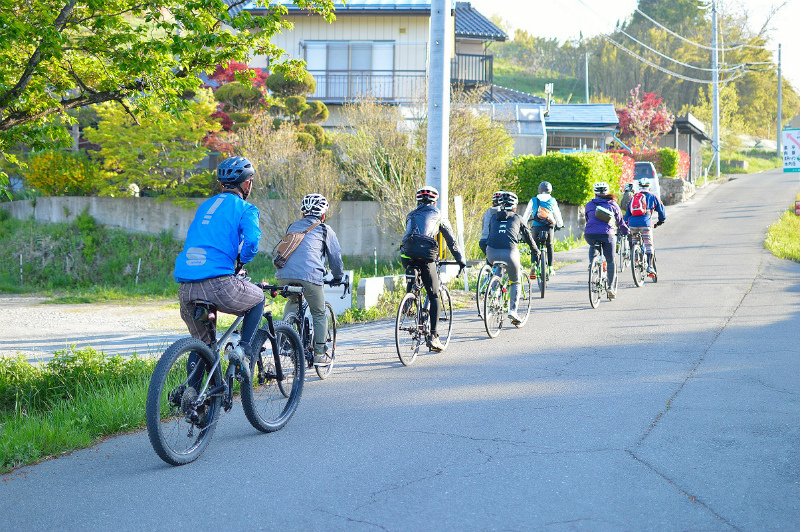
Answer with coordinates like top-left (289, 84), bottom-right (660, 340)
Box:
top-left (529, 194), bottom-right (564, 228)
top-left (584, 197), bottom-right (628, 236)
top-left (624, 191), bottom-right (666, 228)
top-left (174, 192), bottom-right (261, 282)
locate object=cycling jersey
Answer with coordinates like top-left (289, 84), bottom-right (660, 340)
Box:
top-left (174, 192), bottom-right (261, 282)
top-left (482, 210), bottom-right (537, 252)
top-left (400, 204), bottom-right (464, 264)
top-left (624, 191), bottom-right (665, 228)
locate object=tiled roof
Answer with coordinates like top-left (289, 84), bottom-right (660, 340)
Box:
top-left (455, 2), bottom-right (506, 41)
top-left (242, 0), bottom-right (432, 13)
top-left (223, 0), bottom-right (248, 16)
top-left (545, 104), bottom-right (619, 128)
top-left (484, 85), bottom-right (545, 104)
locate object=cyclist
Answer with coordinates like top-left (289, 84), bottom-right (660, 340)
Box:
top-left (528, 181), bottom-right (563, 279)
top-left (276, 193), bottom-right (344, 366)
top-left (623, 177), bottom-right (665, 275)
top-left (480, 191), bottom-right (539, 325)
top-left (480, 190), bottom-right (504, 249)
top-left (400, 186), bottom-right (466, 352)
top-left (620, 182), bottom-right (635, 217)
top-left (584, 182), bottom-right (628, 300)
top-left (174, 156), bottom-right (264, 384)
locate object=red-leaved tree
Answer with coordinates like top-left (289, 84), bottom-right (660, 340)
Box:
top-left (616, 86), bottom-right (675, 152)
top-left (209, 61), bottom-right (268, 87)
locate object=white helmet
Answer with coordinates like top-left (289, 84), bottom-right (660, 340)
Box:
top-left (593, 182), bottom-right (610, 195)
top-left (301, 193), bottom-right (329, 217)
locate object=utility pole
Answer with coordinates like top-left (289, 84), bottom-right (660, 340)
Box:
top-left (585, 52), bottom-right (590, 104)
top-left (711, 1), bottom-right (721, 178)
top-left (426, 0), bottom-right (451, 217)
top-left (777, 43), bottom-right (782, 157)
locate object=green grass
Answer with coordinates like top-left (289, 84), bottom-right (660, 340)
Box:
top-left (765, 192), bottom-right (800, 262)
top-left (697, 148), bottom-right (783, 185)
top-left (493, 60), bottom-right (584, 103)
top-left (0, 347), bottom-right (156, 473)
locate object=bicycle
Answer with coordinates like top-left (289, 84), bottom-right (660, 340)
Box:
top-left (588, 241), bottom-right (617, 309)
top-left (483, 260), bottom-right (533, 337)
top-left (146, 282), bottom-right (305, 466)
top-left (615, 231), bottom-right (631, 274)
top-left (283, 275), bottom-right (350, 380)
top-left (395, 260), bottom-right (458, 366)
top-left (475, 262), bottom-right (492, 318)
top-left (533, 231), bottom-right (550, 299)
top-left (630, 228), bottom-right (658, 287)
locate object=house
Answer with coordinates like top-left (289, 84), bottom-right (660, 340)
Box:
top-left (544, 104), bottom-right (620, 152)
top-left (656, 113), bottom-right (710, 182)
top-left (241, 0), bottom-right (542, 127)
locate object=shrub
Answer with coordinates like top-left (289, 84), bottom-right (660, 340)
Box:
top-left (658, 148), bottom-right (679, 177)
top-left (303, 123), bottom-right (325, 145)
top-left (510, 152), bottom-right (622, 205)
top-left (295, 132), bottom-right (315, 149)
top-left (266, 70), bottom-right (316, 97)
top-left (606, 152), bottom-right (634, 190)
top-left (24, 151), bottom-right (106, 196)
top-left (301, 100), bottom-right (329, 123)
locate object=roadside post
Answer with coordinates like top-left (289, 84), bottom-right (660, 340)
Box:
top-left (454, 196), bottom-right (469, 290)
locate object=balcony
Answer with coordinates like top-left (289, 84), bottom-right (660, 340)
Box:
top-left (451, 53), bottom-right (493, 85)
top-left (307, 70), bottom-right (426, 104)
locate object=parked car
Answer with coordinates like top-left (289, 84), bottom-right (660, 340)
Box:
top-left (633, 161), bottom-right (661, 199)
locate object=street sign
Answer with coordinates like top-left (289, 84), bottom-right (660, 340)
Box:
top-left (782, 129), bottom-right (800, 172)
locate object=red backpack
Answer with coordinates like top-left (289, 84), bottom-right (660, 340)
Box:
top-left (629, 192), bottom-right (648, 216)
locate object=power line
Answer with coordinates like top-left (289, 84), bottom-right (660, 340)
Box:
top-left (633, 7), bottom-right (764, 52)
top-left (617, 28), bottom-right (743, 73)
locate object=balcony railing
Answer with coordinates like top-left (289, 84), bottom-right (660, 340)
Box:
top-left (307, 70), bottom-right (427, 103)
top-left (451, 53), bottom-right (493, 85)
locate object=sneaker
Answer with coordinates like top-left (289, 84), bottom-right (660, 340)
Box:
top-left (547, 266), bottom-right (553, 278)
top-left (227, 344), bottom-right (251, 383)
top-left (427, 335), bottom-right (445, 352)
top-left (646, 265), bottom-right (656, 275)
top-left (313, 353), bottom-right (332, 366)
top-left (508, 310), bottom-right (522, 326)
top-left (608, 289), bottom-right (616, 300)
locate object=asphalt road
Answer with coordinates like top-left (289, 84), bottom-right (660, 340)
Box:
top-left (2, 170), bottom-right (798, 532)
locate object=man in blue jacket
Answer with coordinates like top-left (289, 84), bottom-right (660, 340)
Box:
top-left (623, 177), bottom-right (666, 275)
top-left (528, 181), bottom-right (564, 278)
top-left (174, 156), bottom-right (264, 383)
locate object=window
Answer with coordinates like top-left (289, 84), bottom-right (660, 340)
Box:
top-left (303, 41), bottom-right (395, 99)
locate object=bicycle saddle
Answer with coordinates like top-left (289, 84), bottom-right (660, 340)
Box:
top-left (493, 260), bottom-right (508, 268)
top-left (191, 300), bottom-right (217, 322)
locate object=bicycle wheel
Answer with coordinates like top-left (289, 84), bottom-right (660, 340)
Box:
top-left (516, 276), bottom-right (533, 327)
top-left (315, 303), bottom-right (336, 379)
top-left (437, 286), bottom-right (453, 349)
top-left (632, 244), bottom-right (646, 287)
top-left (242, 322), bottom-right (305, 433)
top-left (285, 312), bottom-right (314, 370)
top-left (650, 253), bottom-right (658, 283)
top-left (475, 263), bottom-right (492, 318)
top-left (538, 249), bottom-right (547, 298)
top-left (483, 276), bottom-right (504, 338)
top-left (618, 237), bottom-right (631, 273)
top-left (395, 293), bottom-right (422, 366)
top-left (588, 258), bottom-right (601, 309)
top-left (146, 337), bottom-right (222, 466)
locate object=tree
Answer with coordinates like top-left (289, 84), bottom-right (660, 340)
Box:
top-left (617, 85), bottom-right (675, 152)
top-left (84, 88), bottom-right (220, 196)
top-left (0, 0), bottom-right (335, 153)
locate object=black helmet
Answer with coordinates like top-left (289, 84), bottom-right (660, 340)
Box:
top-left (492, 190), bottom-right (505, 207)
top-left (500, 191), bottom-right (518, 211)
top-left (217, 157), bottom-right (254, 185)
top-left (538, 181), bottom-right (552, 195)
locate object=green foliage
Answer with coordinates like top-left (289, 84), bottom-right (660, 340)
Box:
top-left (303, 123), bottom-right (325, 144)
top-left (214, 82), bottom-right (264, 113)
top-left (511, 152), bottom-right (622, 205)
top-left (658, 148), bottom-right (679, 177)
top-left (84, 88), bottom-right (220, 196)
top-left (0, 1), bottom-right (336, 155)
top-left (301, 100), bottom-right (330, 123)
top-left (266, 70), bottom-right (317, 98)
top-left (23, 150), bottom-right (108, 196)
top-left (494, 60), bottom-right (583, 102)
top-left (285, 96), bottom-right (309, 117)
top-left (295, 132), bottom-right (315, 150)
top-left (765, 194), bottom-right (800, 262)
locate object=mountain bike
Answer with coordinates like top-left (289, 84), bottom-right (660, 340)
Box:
top-left (475, 262), bottom-right (492, 318)
top-left (615, 231), bottom-right (631, 273)
top-left (395, 260), bottom-right (459, 366)
top-left (146, 282), bottom-right (304, 466)
top-left (588, 241), bottom-right (617, 308)
top-left (630, 228), bottom-right (658, 287)
top-left (483, 260), bottom-right (533, 338)
top-left (283, 275), bottom-right (350, 380)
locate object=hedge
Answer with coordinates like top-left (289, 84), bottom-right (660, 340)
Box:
top-left (510, 151), bottom-right (623, 205)
top-left (610, 148), bottom-right (690, 179)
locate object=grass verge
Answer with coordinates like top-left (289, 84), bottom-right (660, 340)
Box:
top-left (764, 192), bottom-right (800, 262)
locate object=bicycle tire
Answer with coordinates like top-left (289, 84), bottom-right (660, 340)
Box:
top-left (475, 263), bottom-right (492, 318)
top-left (315, 303), bottom-right (336, 379)
top-left (241, 322), bottom-right (304, 433)
top-left (146, 337), bottom-right (222, 466)
top-left (516, 276), bottom-right (533, 327)
top-left (650, 253), bottom-right (658, 283)
top-left (483, 276), bottom-right (504, 338)
top-left (632, 244), bottom-right (645, 288)
top-left (539, 249), bottom-right (547, 299)
top-left (395, 293), bottom-right (422, 366)
top-left (589, 258), bottom-right (601, 309)
top-left (285, 312), bottom-right (314, 370)
top-left (438, 286), bottom-right (453, 349)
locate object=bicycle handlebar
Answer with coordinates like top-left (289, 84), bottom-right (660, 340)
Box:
top-left (324, 274), bottom-right (351, 299)
top-left (257, 282), bottom-right (304, 299)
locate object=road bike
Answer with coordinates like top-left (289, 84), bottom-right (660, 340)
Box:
top-left (475, 262), bottom-right (492, 318)
top-left (533, 231), bottom-right (550, 298)
top-left (146, 282), bottom-right (304, 466)
top-left (483, 260), bottom-right (533, 338)
top-left (395, 260), bottom-right (458, 366)
top-left (588, 241), bottom-right (617, 309)
top-left (283, 276), bottom-right (350, 380)
top-left (615, 231), bottom-right (631, 273)
top-left (630, 229), bottom-right (658, 287)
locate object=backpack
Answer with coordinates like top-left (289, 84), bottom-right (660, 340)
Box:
top-left (629, 192), bottom-right (648, 217)
top-left (272, 220), bottom-right (321, 268)
top-left (534, 199), bottom-right (555, 226)
top-left (401, 232), bottom-right (438, 261)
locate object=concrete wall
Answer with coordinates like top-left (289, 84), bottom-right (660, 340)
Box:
top-left (0, 197), bottom-right (403, 259)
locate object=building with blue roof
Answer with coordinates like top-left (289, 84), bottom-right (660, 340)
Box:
top-left (544, 103), bottom-right (620, 152)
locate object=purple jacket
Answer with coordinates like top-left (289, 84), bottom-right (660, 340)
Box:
top-left (584, 197), bottom-right (628, 236)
